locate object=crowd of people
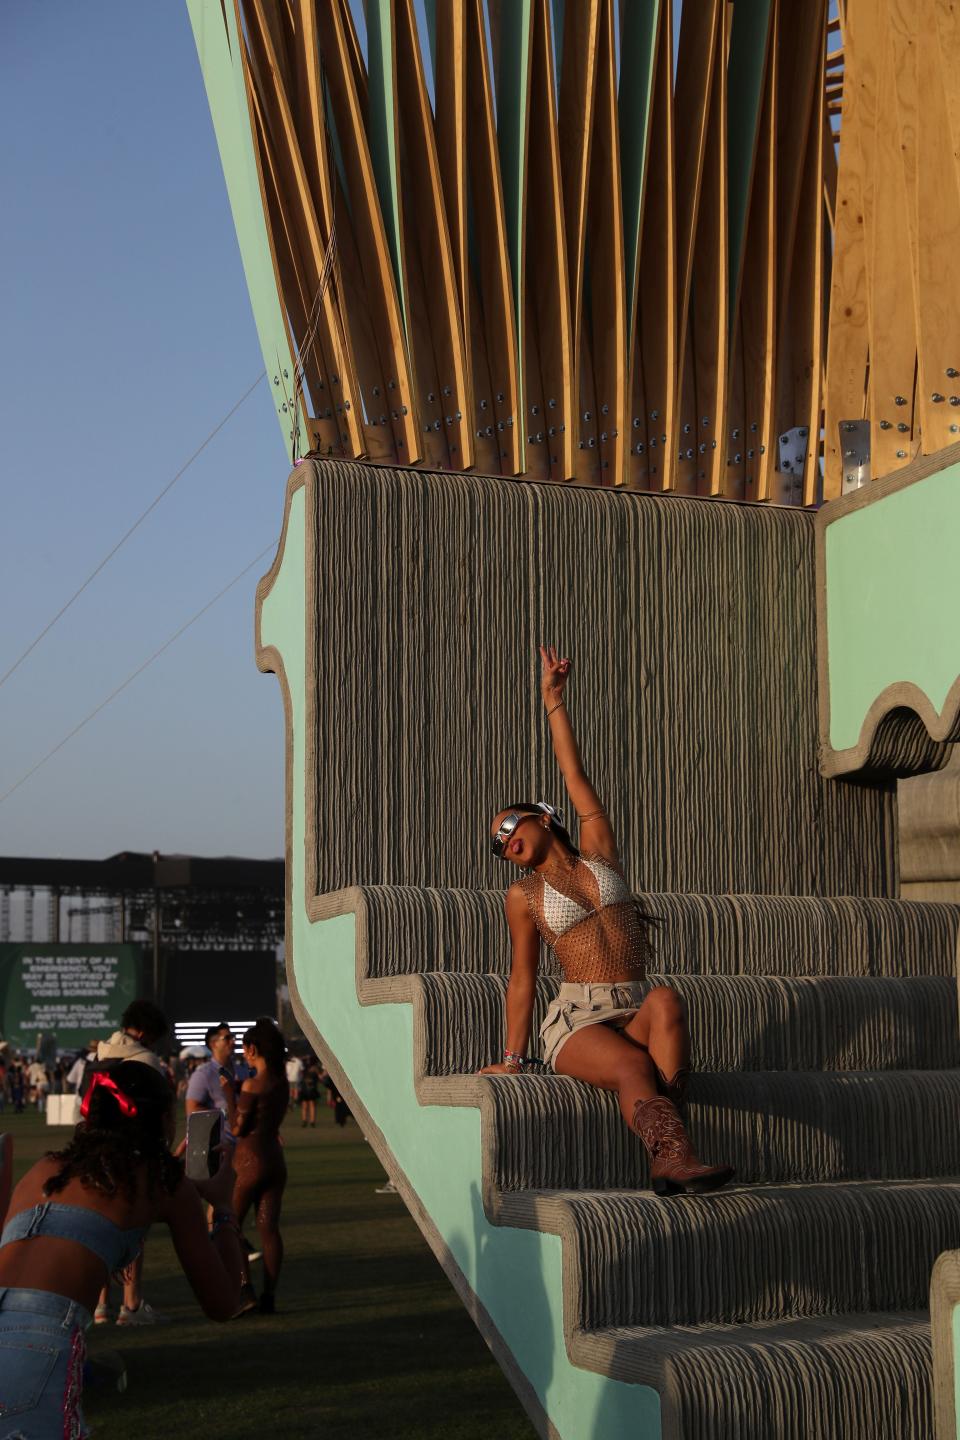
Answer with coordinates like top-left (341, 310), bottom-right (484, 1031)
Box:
top-left (0, 999), bottom-right (351, 1435)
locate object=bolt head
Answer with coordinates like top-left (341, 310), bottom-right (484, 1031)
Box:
top-left (896, 449), bottom-right (907, 458)
top-left (895, 395), bottom-right (906, 405)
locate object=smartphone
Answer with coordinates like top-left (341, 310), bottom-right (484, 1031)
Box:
top-left (185, 1109), bottom-right (223, 1182)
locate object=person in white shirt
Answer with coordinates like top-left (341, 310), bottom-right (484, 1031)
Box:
top-left (285, 1054), bottom-right (303, 1106)
top-left (26, 1060), bottom-right (49, 1113)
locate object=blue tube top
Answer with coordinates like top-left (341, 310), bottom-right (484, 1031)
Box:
top-left (0, 1201), bottom-right (146, 1273)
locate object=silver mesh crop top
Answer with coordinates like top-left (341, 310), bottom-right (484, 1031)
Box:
top-left (517, 852), bottom-right (651, 982)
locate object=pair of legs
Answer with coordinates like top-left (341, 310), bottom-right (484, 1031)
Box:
top-left (234, 1162), bottom-right (286, 1301)
top-left (301, 1097), bottom-right (316, 1125)
top-left (554, 985), bottom-right (690, 1123)
top-left (97, 1249), bottom-right (144, 1316)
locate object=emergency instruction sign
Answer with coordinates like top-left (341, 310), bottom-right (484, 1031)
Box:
top-left (0, 943), bottom-right (142, 1051)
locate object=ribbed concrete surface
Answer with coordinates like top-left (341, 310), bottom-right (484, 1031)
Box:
top-left (530, 1182), bottom-right (960, 1328)
top-left (311, 462), bottom-right (897, 897)
top-left (480, 1071), bottom-right (960, 1190)
top-left (417, 972), bottom-right (960, 1075)
top-left (579, 1312), bottom-right (933, 1440)
top-left (360, 884), bottom-right (960, 980)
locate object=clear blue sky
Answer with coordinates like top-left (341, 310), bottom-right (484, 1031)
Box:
top-left (1, 2), bottom-right (287, 859)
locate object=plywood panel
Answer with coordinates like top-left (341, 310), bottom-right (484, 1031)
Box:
top-left (915, 0), bottom-right (960, 454)
top-left (868, 25), bottom-right (917, 477)
top-left (822, 0), bottom-right (879, 497)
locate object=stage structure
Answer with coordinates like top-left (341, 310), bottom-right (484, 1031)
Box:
top-left (0, 853), bottom-right (283, 1050)
top-left (190, 2), bottom-right (960, 1437)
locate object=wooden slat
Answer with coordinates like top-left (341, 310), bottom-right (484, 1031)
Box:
top-left (690, 0), bottom-right (729, 495)
top-left (867, 17), bottom-right (917, 477)
top-left (822, 119), bottom-right (839, 230)
top-left (240, 0), bottom-right (364, 456)
top-left (558, 0), bottom-right (601, 481)
top-left (633, 0), bottom-right (676, 492)
top-left (495, 0), bottom-right (535, 475)
top-left (672, 0), bottom-right (722, 492)
top-left (586, 0), bottom-right (627, 486)
top-left (726, 0), bottom-right (775, 322)
top-left (772, 37), bottom-right (826, 504)
top-left (394, 0), bottom-right (474, 471)
top-left (435, 1), bottom-right (499, 473)
top-left (250, 83), bottom-right (340, 457)
top-left (822, 0), bottom-right (877, 497)
top-left (316, 0), bottom-right (420, 463)
top-left (775, 0), bottom-right (827, 327)
top-left (464, 0), bottom-right (522, 475)
top-left (735, 0), bottom-right (778, 500)
top-left (620, 0), bottom-right (661, 336)
top-left (524, 0), bottom-right (575, 481)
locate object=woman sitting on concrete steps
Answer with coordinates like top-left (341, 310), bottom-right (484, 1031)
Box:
top-left (483, 644), bottom-right (734, 1197)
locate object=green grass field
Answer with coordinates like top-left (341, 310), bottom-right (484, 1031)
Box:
top-left (4, 1105), bottom-right (537, 1440)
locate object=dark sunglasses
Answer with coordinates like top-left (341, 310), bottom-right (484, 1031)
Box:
top-left (490, 802), bottom-right (563, 858)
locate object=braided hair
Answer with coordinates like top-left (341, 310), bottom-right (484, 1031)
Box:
top-left (44, 1060), bottom-right (182, 1202)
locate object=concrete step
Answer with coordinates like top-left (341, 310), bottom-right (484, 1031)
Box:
top-left (359, 884), bottom-right (960, 980)
top-left (416, 971), bottom-right (960, 1075)
top-left (501, 1181), bottom-right (960, 1330)
top-left (574, 1310), bottom-right (932, 1440)
top-left (470, 1070), bottom-right (960, 1190)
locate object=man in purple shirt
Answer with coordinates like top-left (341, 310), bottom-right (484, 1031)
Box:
top-left (185, 1022), bottom-right (236, 1140)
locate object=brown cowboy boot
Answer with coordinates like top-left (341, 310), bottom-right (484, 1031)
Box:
top-left (632, 1095), bottom-right (734, 1196)
top-left (655, 1065), bottom-right (690, 1117)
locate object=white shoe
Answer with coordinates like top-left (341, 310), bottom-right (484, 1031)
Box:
top-left (374, 1180), bottom-right (398, 1194)
top-left (93, 1301), bottom-right (114, 1325)
top-left (116, 1300), bottom-right (171, 1326)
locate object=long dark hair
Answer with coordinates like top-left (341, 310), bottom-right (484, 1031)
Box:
top-left (243, 1017), bottom-right (287, 1076)
top-left (44, 1061), bottom-right (182, 1202)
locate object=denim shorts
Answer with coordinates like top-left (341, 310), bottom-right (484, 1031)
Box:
top-left (539, 979), bottom-right (651, 1069)
top-left (0, 1288), bottom-right (91, 1440)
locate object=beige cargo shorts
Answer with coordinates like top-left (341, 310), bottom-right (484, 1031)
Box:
top-left (539, 980), bottom-right (650, 1070)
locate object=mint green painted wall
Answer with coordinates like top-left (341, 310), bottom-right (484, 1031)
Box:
top-left (259, 483), bottom-right (662, 1440)
top-left (186, 1), bottom-right (306, 457)
top-left (825, 465), bottom-right (960, 752)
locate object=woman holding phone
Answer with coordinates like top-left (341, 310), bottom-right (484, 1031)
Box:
top-left (0, 1060), bottom-right (241, 1438)
top-left (483, 646), bottom-right (733, 1196)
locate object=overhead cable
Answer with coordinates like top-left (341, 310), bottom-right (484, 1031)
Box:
top-left (0, 539), bottom-right (278, 809)
top-left (0, 370), bottom-right (267, 693)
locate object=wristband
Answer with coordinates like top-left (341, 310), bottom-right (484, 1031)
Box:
top-left (546, 699), bottom-right (565, 718)
top-left (504, 1049), bottom-right (529, 1071)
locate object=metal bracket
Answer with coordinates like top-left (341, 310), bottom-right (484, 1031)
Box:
top-left (777, 426), bottom-right (810, 493)
top-left (839, 419), bottom-right (871, 492)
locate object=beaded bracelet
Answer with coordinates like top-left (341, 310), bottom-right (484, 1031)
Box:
top-left (504, 1049), bottom-right (529, 1072)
